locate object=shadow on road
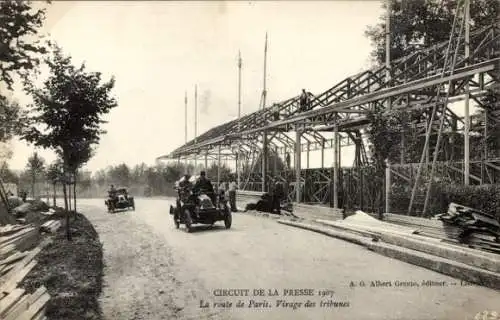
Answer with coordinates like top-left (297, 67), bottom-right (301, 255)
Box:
top-left (179, 224), bottom-right (233, 234)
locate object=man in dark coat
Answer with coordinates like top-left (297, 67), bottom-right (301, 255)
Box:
top-left (272, 181), bottom-right (284, 215)
top-left (193, 171), bottom-right (215, 203)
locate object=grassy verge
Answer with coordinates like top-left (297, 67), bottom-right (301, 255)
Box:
top-left (19, 212), bottom-right (104, 320)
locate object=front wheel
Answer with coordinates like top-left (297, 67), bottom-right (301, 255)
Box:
top-left (184, 209), bottom-right (193, 233)
top-left (224, 209), bottom-right (232, 229)
top-left (174, 214), bottom-right (180, 229)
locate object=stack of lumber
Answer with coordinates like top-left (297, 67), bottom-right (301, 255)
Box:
top-left (436, 203), bottom-right (500, 254)
top-left (1, 226), bottom-right (41, 253)
top-left (40, 220), bottom-right (61, 234)
top-left (466, 233), bottom-right (500, 254)
top-left (293, 203), bottom-right (344, 221)
top-left (0, 286), bottom-right (50, 320)
top-left (381, 213), bottom-right (463, 239)
top-left (0, 226), bottom-right (52, 320)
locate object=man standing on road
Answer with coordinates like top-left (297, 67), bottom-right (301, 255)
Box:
top-left (272, 181), bottom-right (284, 215)
top-left (228, 179), bottom-right (237, 212)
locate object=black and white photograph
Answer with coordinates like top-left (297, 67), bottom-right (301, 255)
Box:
top-left (0, 0), bottom-right (499, 319)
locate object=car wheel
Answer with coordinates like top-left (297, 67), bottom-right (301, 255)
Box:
top-left (224, 208), bottom-right (232, 229)
top-left (184, 209), bottom-right (193, 233)
top-left (174, 214), bottom-right (180, 229)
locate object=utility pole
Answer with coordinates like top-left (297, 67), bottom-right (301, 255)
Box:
top-left (262, 32), bottom-right (268, 110)
top-left (194, 85), bottom-right (198, 172)
top-left (237, 50), bottom-right (242, 189)
top-left (184, 91), bottom-right (188, 170)
top-left (261, 32), bottom-right (268, 193)
top-left (184, 91), bottom-right (188, 143)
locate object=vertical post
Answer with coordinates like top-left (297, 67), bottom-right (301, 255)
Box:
top-left (194, 85), bottom-right (198, 171)
top-left (482, 110), bottom-right (488, 183)
top-left (385, 0), bottom-right (391, 109)
top-left (274, 146), bottom-right (278, 175)
top-left (464, 0), bottom-right (470, 185)
top-left (204, 151), bottom-right (208, 170)
top-left (184, 92), bottom-right (188, 169)
top-left (261, 34), bottom-right (268, 192)
top-left (237, 153), bottom-right (241, 189)
top-left (217, 145), bottom-right (221, 187)
top-left (295, 127), bottom-right (301, 202)
top-left (385, 159), bottom-right (391, 213)
top-left (237, 51), bottom-right (242, 189)
top-left (333, 123), bottom-right (339, 208)
top-left (262, 133), bottom-right (268, 192)
top-left (184, 91), bottom-right (187, 143)
top-left (306, 141), bottom-right (310, 169)
top-left (238, 51), bottom-right (242, 129)
top-left (321, 140), bottom-right (325, 168)
top-left (262, 33), bottom-right (268, 111)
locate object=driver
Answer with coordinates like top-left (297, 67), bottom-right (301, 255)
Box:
top-left (108, 184), bottom-right (117, 199)
top-left (193, 171), bottom-right (215, 202)
top-left (178, 174), bottom-right (193, 202)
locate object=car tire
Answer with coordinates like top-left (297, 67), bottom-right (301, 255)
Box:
top-left (184, 209), bottom-right (193, 233)
top-left (174, 214), bottom-right (180, 229)
top-left (224, 208), bottom-right (232, 229)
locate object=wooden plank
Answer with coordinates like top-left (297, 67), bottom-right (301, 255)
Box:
top-left (3, 292), bottom-right (30, 320)
top-left (0, 244), bottom-right (16, 260)
top-left (0, 228), bottom-right (33, 245)
top-left (0, 251), bottom-right (27, 267)
top-left (0, 288), bottom-right (25, 318)
top-left (2, 229), bottom-right (40, 253)
top-left (49, 221), bottom-right (61, 233)
top-left (0, 225), bottom-right (28, 237)
top-left (0, 260), bottom-right (38, 295)
top-left (17, 292), bottom-right (50, 320)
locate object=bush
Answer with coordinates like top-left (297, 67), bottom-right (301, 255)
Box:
top-left (390, 183), bottom-right (500, 221)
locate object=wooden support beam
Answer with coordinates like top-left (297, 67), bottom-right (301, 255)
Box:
top-left (333, 123), bottom-right (339, 208)
top-left (295, 128), bottom-right (301, 203)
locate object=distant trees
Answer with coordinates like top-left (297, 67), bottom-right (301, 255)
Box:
top-left (78, 162), bottom-right (239, 198)
top-left (0, 162), bottom-right (18, 184)
top-left (25, 152), bottom-right (45, 199)
top-left (46, 161), bottom-right (63, 207)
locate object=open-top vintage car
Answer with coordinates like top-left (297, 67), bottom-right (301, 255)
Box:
top-left (169, 176), bottom-right (232, 232)
top-left (105, 187), bottom-right (135, 213)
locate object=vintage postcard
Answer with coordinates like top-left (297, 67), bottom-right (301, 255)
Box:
top-left (0, 1), bottom-right (499, 319)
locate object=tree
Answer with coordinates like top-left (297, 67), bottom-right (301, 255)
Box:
top-left (0, 97), bottom-right (27, 142)
top-left (0, 1), bottom-right (50, 96)
top-left (365, 0), bottom-right (499, 65)
top-left (46, 160), bottom-right (62, 207)
top-left (25, 151), bottom-right (45, 199)
top-left (108, 163), bottom-right (131, 187)
top-left (23, 45), bottom-right (117, 240)
top-left (0, 162), bottom-right (18, 184)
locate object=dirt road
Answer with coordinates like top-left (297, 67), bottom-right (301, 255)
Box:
top-left (77, 198), bottom-right (499, 320)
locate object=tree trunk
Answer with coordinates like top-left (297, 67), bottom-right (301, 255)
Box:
top-left (63, 182), bottom-right (71, 241)
top-left (52, 183), bottom-right (56, 207)
top-left (31, 175), bottom-right (35, 200)
top-left (73, 172), bottom-right (77, 214)
top-left (68, 182), bottom-right (72, 212)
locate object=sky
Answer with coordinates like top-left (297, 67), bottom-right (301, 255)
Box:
top-left (7, 0), bottom-right (386, 173)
